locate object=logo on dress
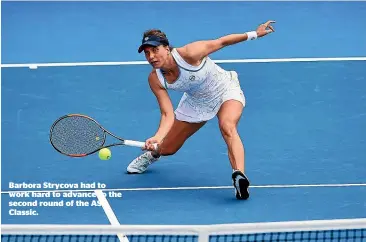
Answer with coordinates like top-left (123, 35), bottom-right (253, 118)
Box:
top-left (189, 75), bottom-right (195, 81)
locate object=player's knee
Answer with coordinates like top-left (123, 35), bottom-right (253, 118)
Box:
top-left (219, 121), bottom-right (237, 139)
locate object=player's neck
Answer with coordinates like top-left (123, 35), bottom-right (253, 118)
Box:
top-left (160, 55), bottom-right (177, 74)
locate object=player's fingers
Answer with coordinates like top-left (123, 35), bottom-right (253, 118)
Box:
top-left (143, 141), bottom-right (150, 150)
top-left (146, 139), bottom-right (155, 145)
top-left (268, 25), bottom-right (275, 32)
top-left (149, 143), bottom-right (159, 150)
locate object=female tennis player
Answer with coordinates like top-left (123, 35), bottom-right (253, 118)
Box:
top-left (127, 21), bottom-right (275, 200)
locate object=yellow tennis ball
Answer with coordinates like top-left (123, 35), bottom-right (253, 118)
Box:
top-left (98, 148), bottom-right (111, 160)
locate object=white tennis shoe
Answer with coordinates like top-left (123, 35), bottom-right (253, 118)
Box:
top-left (127, 151), bottom-right (159, 174)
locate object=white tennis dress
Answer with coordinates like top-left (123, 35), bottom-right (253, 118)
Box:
top-left (155, 48), bottom-right (246, 123)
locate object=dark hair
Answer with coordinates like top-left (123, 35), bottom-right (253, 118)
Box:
top-left (143, 29), bottom-right (173, 50)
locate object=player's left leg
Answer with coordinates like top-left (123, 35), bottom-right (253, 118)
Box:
top-left (217, 100), bottom-right (245, 172)
top-left (217, 99), bottom-right (250, 200)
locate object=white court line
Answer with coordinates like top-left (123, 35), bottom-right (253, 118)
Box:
top-left (1, 56), bottom-right (366, 68)
top-left (94, 190), bottom-right (129, 242)
top-left (1, 183), bottom-right (366, 194)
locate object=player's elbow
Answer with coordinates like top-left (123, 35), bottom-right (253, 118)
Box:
top-left (202, 39), bottom-right (225, 56)
top-left (217, 37), bottom-right (230, 47)
top-left (161, 111), bottom-right (175, 120)
top-left (161, 112), bottom-right (175, 127)
top-left (210, 39), bottom-right (226, 51)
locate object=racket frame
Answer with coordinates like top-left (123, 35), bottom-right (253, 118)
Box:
top-left (49, 114), bottom-right (146, 157)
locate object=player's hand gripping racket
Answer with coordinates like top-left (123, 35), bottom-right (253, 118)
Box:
top-left (49, 114), bottom-right (157, 157)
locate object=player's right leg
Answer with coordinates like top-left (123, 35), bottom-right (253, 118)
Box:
top-left (126, 119), bottom-right (206, 174)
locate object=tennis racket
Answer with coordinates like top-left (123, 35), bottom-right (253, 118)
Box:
top-left (49, 114), bottom-right (156, 157)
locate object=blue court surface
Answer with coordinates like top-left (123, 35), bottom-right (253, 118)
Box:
top-left (1, 1), bottom-right (366, 227)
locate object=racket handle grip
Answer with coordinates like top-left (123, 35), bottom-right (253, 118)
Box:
top-left (124, 140), bottom-right (159, 151)
top-left (124, 140), bottom-right (145, 148)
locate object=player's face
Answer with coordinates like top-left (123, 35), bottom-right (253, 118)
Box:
top-left (144, 45), bottom-right (169, 68)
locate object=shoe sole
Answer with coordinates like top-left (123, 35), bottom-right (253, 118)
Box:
top-left (235, 178), bottom-right (249, 200)
top-left (232, 171), bottom-right (250, 200)
top-left (127, 172), bottom-right (140, 174)
top-left (127, 169), bottom-right (144, 174)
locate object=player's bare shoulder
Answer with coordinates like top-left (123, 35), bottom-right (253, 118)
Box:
top-left (148, 69), bottom-right (164, 91)
top-left (175, 46), bottom-right (191, 61)
top-left (175, 46), bottom-right (203, 66)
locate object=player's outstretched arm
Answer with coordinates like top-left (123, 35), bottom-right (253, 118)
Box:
top-left (178, 20), bottom-right (275, 62)
top-left (147, 71), bottom-right (175, 145)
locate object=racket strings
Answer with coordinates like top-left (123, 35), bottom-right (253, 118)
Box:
top-left (50, 116), bottom-right (105, 156)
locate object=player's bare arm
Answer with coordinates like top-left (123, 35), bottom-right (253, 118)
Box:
top-left (148, 71), bottom-right (175, 143)
top-left (178, 20), bottom-right (276, 64)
